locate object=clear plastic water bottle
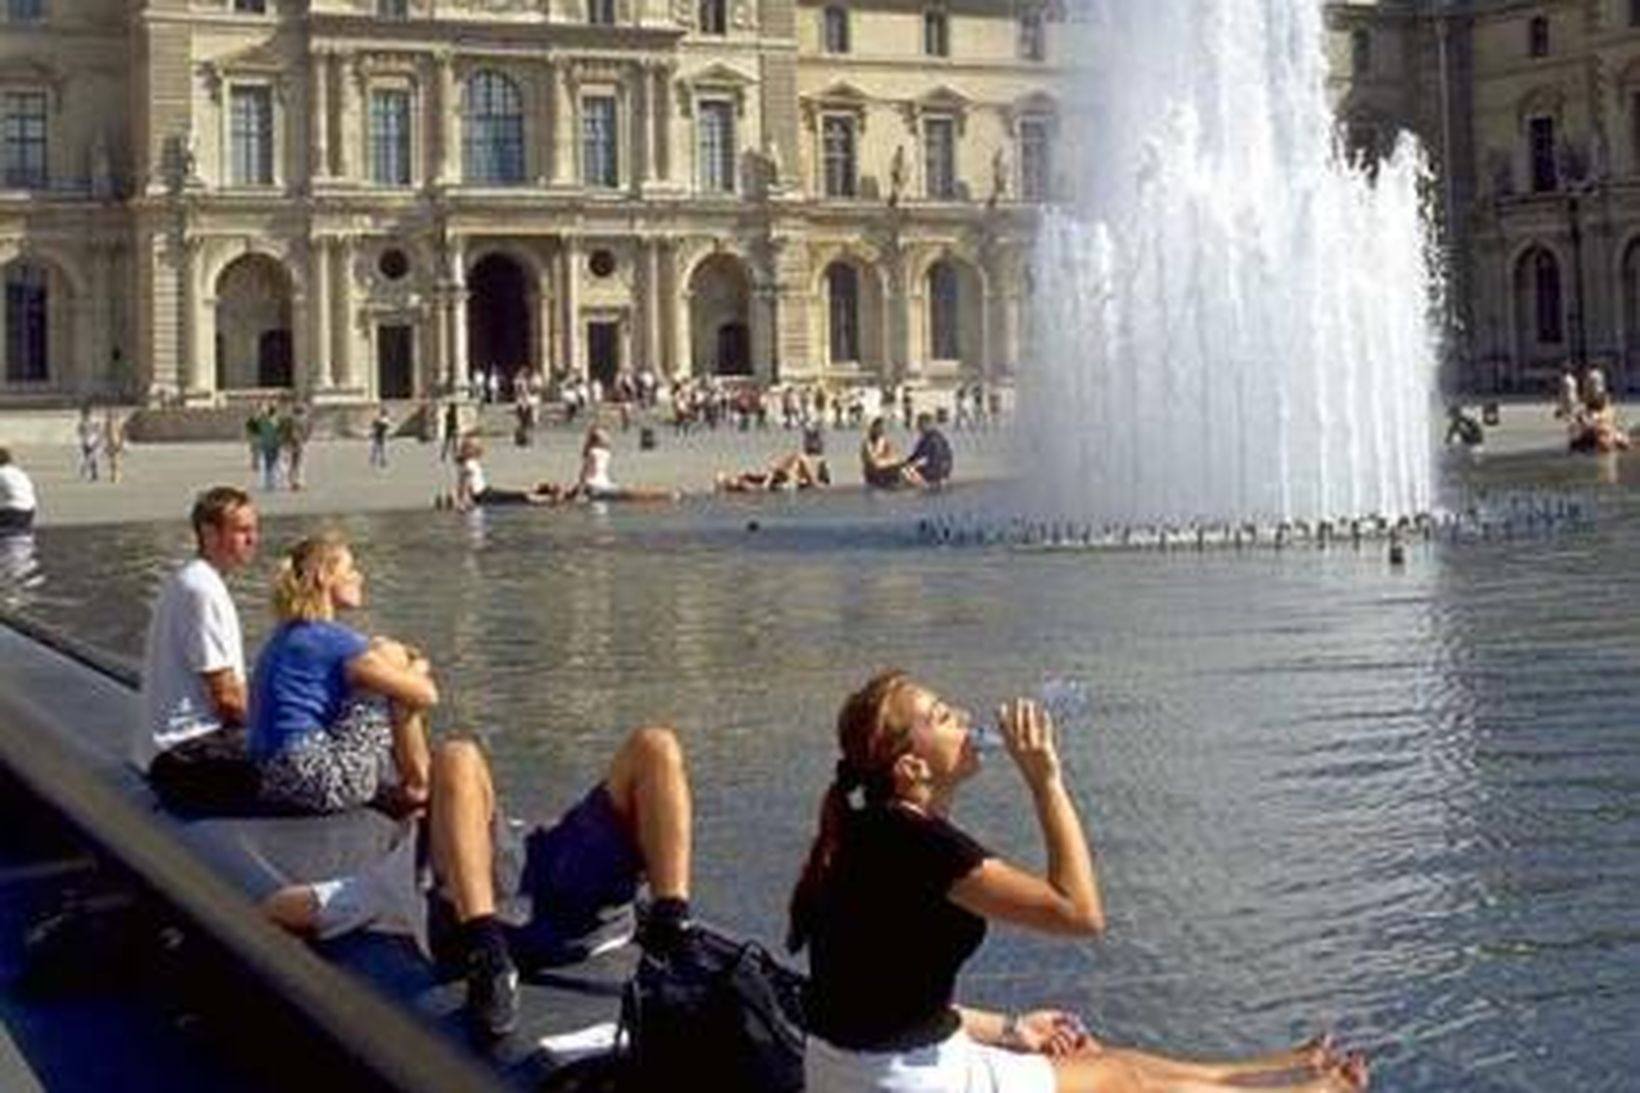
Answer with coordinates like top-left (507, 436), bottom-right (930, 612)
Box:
top-left (969, 678), bottom-right (1088, 754)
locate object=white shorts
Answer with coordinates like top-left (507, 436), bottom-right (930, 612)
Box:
top-left (805, 1028), bottom-right (1057, 1093)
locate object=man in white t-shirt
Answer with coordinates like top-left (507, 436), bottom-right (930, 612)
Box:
top-left (0, 447), bottom-right (37, 532)
top-left (135, 486), bottom-right (259, 771)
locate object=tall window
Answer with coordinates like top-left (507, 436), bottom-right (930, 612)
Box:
top-left (6, 0), bottom-right (44, 23)
top-left (0, 91), bottom-right (46, 188)
top-left (229, 85), bottom-right (274, 186)
top-left (698, 100), bottom-right (735, 193)
top-left (1529, 115), bottom-right (1557, 192)
top-left (4, 263), bottom-right (48, 383)
top-left (924, 118), bottom-right (956, 200)
top-left (1019, 119), bottom-right (1050, 202)
top-left (1019, 11), bottom-right (1044, 61)
top-left (699, 0), bottom-right (726, 34)
top-left (369, 89), bottom-right (412, 186)
top-left (377, 0), bottom-right (409, 16)
top-left (582, 95), bottom-right (619, 187)
top-left (923, 10), bottom-right (949, 57)
top-left (823, 6), bottom-right (849, 53)
top-left (821, 116), bottom-right (855, 198)
top-left (1351, 29), bottom-right (1372, 76)
top-left (587, 0), bottom-right (615, 24)
top-left (929, 262), bottom-right (960, 359)
top-left (1528, 15), bottom-right (1549, 58)
top-left (464, 71), bottom-right (524, 185)
top-left (1533, 249), bottom-right (1563, 344)
top-left (827, 264), bottom-right (859, 362)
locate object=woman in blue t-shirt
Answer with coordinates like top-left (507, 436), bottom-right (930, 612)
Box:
top-left (250, 533), bottom-right (437, 814)
top-left (789, 671), bottom-right (1368, 1093)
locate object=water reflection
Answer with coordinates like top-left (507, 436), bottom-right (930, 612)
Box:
top-left (2, 456), bottom-right (1637, 1091)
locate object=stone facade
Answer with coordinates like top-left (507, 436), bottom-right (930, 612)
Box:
top-left (0, 0), bottom-right (1062, 406)
top-left (1329, 0), bottom-right (1640, 394)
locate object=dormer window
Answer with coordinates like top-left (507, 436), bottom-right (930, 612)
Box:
top-left (588, 0), bottom-right (615, 26)
top-left (699, 0), bottom-right (726, 35)
top-left (823, 6), bottom-right (849, 53)
top-left (1528, 15), bottom-right (1549, 58)
top-left (1019, 11), bottom-right (1044, 61)
top-left (923, 10), bottom-right (949, 58)
top-left (232, 0), bottom-right (267, 12)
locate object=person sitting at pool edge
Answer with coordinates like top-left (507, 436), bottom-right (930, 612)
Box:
top-left (715, 449), bottom-right (833, 493)
top-left (450, 435), bottom-right (564, 509)
top-left (264, 725), bottom-right (696, 1041)
top-left (861, 417), bottom-right (913, 490)
top-left (790, 669), bottom-right (1368, 1092)
top-left (901, 411), bottom-right (954, 488)
top-left (248, 533), bottom-right (436, 815)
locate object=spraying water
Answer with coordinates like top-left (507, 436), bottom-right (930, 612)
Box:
top-left (1020, 0), bottom-right (1440, 529)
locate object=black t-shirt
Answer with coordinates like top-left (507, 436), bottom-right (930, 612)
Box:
top-left (804, 804), bottom-right (989, 1050)
top-left (909, 429), bottom-right (954, 483)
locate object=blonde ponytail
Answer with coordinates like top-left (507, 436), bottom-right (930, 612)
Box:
top-left (271, 533), bottom-right (349, 622)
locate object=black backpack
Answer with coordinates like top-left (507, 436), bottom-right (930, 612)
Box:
top-left (618, 924), bottom-right (806, 1092)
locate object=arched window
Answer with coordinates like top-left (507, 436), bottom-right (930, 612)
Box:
top-left (928, 261), bottom-right (960, 360)
top-left (1533, 249), bottom-right (1563, 344)
top-left (4, 262), bottom-right (49, 383)
top-left (698, 0), bottom-right (726, 34)
top-left (827, 263), bottom-right (859, 362)
top-left (463, 71), bottom-right (525, 184)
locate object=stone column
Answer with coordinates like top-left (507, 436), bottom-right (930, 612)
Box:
top-left (537, 270), bottom-right (555, 373)
top-left (309, 50), bottom-right (330, 181)
top-left (644, 238), bottom-right (663, 374)
top-left (553, 60), bottom-right (575, 185)
top-left (448, 239), bottom-right (470, 393)
top-left (337, 53), bottom-right (360, 182)
top-left (673, 253), bottom-right (692, 379)
top-left (638, 63), bottom-right (656, 186)
top-left (311, 237), bottom-right (334, 388)
top-left (182, 237), bottom-right (210, 395)
top-left (653, 64), bottom-right (673, 185)
top-left (338, 237), bottom-right (363, 390)
top-left (561, 236), bottom-right (582, 376)
top-left (436, 52), bottom-right (458, 185)
top-left (976, 278), bottom-right (991, 380)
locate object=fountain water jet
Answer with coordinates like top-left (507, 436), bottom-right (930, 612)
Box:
top-left (1018, 0), bottom-right (1440, 529)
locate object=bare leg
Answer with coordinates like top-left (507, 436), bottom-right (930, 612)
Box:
top-left (603, 726), bottom-right (691, 901)
top-left (1054, 1047), bottom-right (1366, 1093)
top-left (1097, 1033), bottom-right (1336, 1083)
top-left (429, 738), bottom-right (499, 921)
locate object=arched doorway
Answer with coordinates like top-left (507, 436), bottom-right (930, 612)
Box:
top-left (216, 254), bottom-right (294, 391)
top-left (688, 253), bottom-right (753, 376)
top-left (467, 252), bottom-right (532, 398)
top-left (1513, 245), bottom-right (1563, 383)
top-left (925, 258), bottom-right (982, 370)
top-left (3, 261), bottom-right (52, 386)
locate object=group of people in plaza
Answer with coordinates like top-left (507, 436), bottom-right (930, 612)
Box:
top-left (1556, 363), bottom-right (1632, 454)
top-left (134, 485), bottom-right (1372, 1089)
top-left (73, 404), bottom-right (127, 484)
top-left (244, 399), bottom-right (313, 491)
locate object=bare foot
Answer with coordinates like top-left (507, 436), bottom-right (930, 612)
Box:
top-left (1327, 1051), bottom-right (1369, 1091)
top-left (1299, 1031), bottom-right (1340, 1073)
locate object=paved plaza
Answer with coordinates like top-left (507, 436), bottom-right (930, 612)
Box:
top-left (0, 399), bottom-right (1583, 528)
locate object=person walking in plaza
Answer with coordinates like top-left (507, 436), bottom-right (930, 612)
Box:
top-left (76, 404), bottom-right (102, 481)
top-left (256, 404), bottom-right (282, 491)
top-left (280, 403), bottom-right (311, 491)
top-left (248, 532), bottom-right (435, 816)
top-left (440, 400), bottom-right (461, 463)
top-left (790, 669), bottom-right (1369, 1092)
top-left (135, 486), bottom-right (259, 772)
top-left (0, 447), bottom-right (39, 533)
top-left (369, 404), bottom-right (392, 468)
top-left (103, 409), bottom-right (127, 483)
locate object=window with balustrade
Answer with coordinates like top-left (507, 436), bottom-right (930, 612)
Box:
top-left (0, 91), bottom-right (46, 188)
top-left (229, 86), bottom-right (274, 186)
top-left (582, 95), bottom-right (619, 188)
top-left (464, 72), bottom-right (525, 185)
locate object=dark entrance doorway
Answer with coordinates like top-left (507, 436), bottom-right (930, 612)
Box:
top-left (587, 321), bottom-right (620, 388)
top-left (716, 322), bottom-right (750, 375)
top-left (467, 254), bottom-right (531, 398)
top-left (378, 324), bottom-right (414, 399)
top-left (258, 330), bottom-right (293, 388)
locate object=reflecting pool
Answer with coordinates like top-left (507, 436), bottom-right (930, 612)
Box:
top-left (5, 452), bottom-right (1639, 1091)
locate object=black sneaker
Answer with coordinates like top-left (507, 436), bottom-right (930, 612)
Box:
top-left (465, 944), bottom-right (520, 1040)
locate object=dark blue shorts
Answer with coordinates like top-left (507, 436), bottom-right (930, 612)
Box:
top-left (495, 784), bottom-right (641, 969)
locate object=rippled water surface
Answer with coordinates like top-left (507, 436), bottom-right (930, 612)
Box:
top-left (5, 453), bottom-right (1639, 1091)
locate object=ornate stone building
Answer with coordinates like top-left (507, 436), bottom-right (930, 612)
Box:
top-left (1329, 0), bottom-right (1640, 394)
top-left (0, 0), bottom-right (1062, 406)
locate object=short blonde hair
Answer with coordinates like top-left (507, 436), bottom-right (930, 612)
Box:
top-left (271, 533), bottom-right (350, 622)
